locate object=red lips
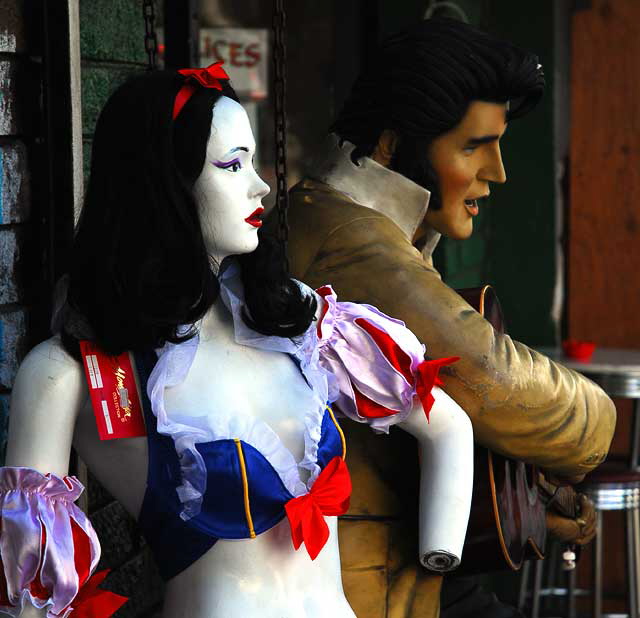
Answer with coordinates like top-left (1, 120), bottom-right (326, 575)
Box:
top-left (245, 207), bottom-right (264, 228)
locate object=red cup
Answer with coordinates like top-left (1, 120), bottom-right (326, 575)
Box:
top-left (562, 340), bottom-right (596, 362)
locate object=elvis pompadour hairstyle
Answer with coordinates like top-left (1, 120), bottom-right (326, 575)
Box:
top-left (331, 18), bottom-right (545, 209)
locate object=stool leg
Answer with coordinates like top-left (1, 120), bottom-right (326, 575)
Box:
top-left (628, 508), bottom-right (638, 618)
top-left (567, 565), bottom-right (577, 618)
top-left (544, 542), bottom-right (558, 615)
top-left (594, 509), bottom-right (603, 618)
top-left (633, 507), bottom-right (640, 617)
top-left (632, 399), bottom-right (640, 471)
top-left (518, 560), bottom-right (531, 611)
top-left (532, 559), bottom-right (543, 618)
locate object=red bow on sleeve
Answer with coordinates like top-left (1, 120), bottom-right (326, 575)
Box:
top-left (415, 356), bottom-right (460, 422)
top-left (68, 570), bottom-right (128, 618)
top-left (285, 456), bottom-right (351, 560)
top-left (173, 62), bottom-right (230, 119)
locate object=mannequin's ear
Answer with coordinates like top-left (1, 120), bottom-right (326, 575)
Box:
top-left (371, 129), bottom-right (398, 168)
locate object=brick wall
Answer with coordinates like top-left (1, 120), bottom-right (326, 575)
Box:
top-left (0, 0), bottom-right (41, 460)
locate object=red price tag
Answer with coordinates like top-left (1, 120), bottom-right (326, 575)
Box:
top-left (79, 341), bottom-right (147, 440)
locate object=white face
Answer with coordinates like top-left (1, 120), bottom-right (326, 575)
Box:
top-left (193, 96), bottom-right (270, 266)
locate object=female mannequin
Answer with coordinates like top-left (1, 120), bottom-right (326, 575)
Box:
top-left (1, 66), bottom-right (473, 618)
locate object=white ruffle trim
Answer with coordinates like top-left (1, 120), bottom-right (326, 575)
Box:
top-left (147, 260), bottom-right (335, 520)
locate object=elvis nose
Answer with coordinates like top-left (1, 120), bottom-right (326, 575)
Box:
top-left (493, 152), bottom-right (507, 184)
top-left (479, 145), bottom-right (507, 184)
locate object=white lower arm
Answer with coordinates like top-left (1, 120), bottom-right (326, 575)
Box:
top-left (400, 386), bottom-right (474, 571)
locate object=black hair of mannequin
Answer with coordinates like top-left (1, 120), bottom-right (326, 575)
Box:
top-left (65, 70), bottom-right (315, 356)
top-left (331, 17), bottom-right (545, 210)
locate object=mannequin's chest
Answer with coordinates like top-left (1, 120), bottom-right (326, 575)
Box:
top-left (163, 335), bottom-right (319, 461)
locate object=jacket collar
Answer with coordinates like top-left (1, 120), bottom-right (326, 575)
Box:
top-left (310, 134), bottom-right (437, 248)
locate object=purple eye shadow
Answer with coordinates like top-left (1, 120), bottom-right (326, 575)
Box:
top-left (212, 157), bottom-right (241, 169)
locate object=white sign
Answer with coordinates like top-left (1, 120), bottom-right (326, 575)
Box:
top-left (200, 28), bottom-right (268, 100)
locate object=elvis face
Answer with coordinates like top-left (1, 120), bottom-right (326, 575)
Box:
top-left (424, 101), bottom-right (508, 240)
top-left (192, 96), bottom-right (270, 265)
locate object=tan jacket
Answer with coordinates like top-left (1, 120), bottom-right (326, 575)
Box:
top-left (283, 140), bottom-right (615, 618)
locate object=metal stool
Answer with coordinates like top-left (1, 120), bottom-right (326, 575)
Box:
top-left (518, 463), bottom-right (640, 618)
top-left (518, 541), bottom-right (585, 618)
top-left (583, 464), bottom-right (640, 618)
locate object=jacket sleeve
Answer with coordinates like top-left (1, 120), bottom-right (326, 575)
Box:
top-left (301, 214), bottom-right (616, 478)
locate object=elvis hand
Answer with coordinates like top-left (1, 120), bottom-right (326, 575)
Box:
top-left (546, 494), bottom-right (597, 546)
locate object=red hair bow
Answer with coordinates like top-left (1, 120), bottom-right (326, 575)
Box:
top-left (173, 62), bottom-right (230, 120)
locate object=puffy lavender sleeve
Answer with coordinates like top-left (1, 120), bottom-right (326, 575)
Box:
top-left (315, 285), bottom-right (458, 433)
top-left (0, 467), bottom-right (125, 618)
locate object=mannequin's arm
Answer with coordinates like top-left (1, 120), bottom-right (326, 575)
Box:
top-left (398, 386), bottom-right (473, 571)
top-left (3, 338), bottom-right (93, 618)
top-left (312, 286), bottom-right (474, 571)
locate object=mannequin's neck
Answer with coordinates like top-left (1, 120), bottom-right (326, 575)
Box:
top-left (199, 296), bottom-right (234, 342)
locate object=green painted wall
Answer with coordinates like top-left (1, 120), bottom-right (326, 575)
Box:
top-left (482, 2), bottom-right (557, 346)
top-left (80, 0), bottom-right (148, 181)
top-left (80, 0), bottom-right (147, 63)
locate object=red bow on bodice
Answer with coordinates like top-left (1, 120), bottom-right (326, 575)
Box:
top-left (285, 456), bottom-right (351, 560)
top-left (173, 62), bottom-right (230, 119)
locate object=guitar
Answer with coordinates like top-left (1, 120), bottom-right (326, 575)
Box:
top-left (454, 285), bottom-right (552, 573)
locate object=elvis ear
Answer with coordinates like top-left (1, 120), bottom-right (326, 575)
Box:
top-left (371, 129), bottom-right (398, 168)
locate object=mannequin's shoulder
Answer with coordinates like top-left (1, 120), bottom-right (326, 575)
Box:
top-left (13, 335), bottom-right (86, 397)
top-left (22, 334), bottom-right (82, 372)
top-left (8, 336), bottom-right (88, 469)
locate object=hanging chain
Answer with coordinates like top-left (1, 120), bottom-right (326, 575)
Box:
top-left (143, 0), bottom-right (159, 71)
top-left (272, 0), bottom-right (290, 269)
